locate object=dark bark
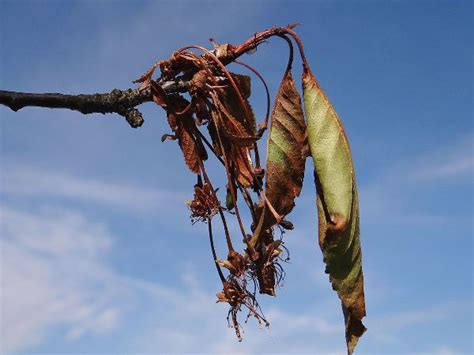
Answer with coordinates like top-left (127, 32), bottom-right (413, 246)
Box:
top-left (0, 79), bottom-right (189, 128)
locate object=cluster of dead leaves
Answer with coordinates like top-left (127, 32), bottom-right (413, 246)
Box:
top-left (135, 26), bottom-right (366, 354)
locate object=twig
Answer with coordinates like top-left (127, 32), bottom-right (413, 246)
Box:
top-left (0, 79), bottom-right (189, 128)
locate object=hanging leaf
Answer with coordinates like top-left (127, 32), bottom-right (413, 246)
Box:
top-left (220, 73), bottom-right (257, 136)
top-left (167, 96), bottom-right (205, 174)
top-left (247, 71), bottom-right (306, 296)
top-left (206, 114), bottom-right (223, 156)
top-left (302, 68), bottom-right (366, 355)
top-left (208, 107), bottom-right (254, 188)
top-left (264, 72), bottom-right (306, 227)
top-left (214, 99), bottom-right (258, 147)
top-left (232, 145), bottom-right (254, 188)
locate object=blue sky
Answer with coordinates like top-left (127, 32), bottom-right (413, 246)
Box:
top-left (0, 0), bottom-right (472, 354)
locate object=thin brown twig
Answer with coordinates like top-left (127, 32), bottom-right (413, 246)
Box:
top-left (196, 150), bottom-right (235, 252)
top-left (209, 103), bottom-right (249, 243)
top-left (194, 127), bottom-right (257, 221)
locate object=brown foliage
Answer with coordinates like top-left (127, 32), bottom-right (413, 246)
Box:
top-left (134, 25), bottom-right (366, 354)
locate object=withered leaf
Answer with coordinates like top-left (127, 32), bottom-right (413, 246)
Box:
top-left (133, 61), bottom-right (160, 84)
top-left (208, 107), bottom-right (254, 188)
top-left (167, 96), bottom-right (205, 174)
top-left (220, 73), bottom-right (257, 136)
top-left (215, 99), bottom-right (258, 147)
top-left (178, 123), bottom-right (201, 174)
top-left (206, 116), bottom-right (223, 156)
top-left (150, 80), bottom-right (168, 108)
top-left (232, 145), bottom-right (254, 188)
top-left (303, 68), bottom-right (366, 355)
top-left (264, 72), bottom-right (307, 227)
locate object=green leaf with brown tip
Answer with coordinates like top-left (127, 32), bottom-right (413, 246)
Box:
top-left (265, 71), bottom-right (307, 226)
top-left (303, 68), bottom-right (366, 355)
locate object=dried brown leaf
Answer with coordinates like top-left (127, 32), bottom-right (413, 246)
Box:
top-left (232, 145), bottom-right (254, 188)
top-left (215, 99), bottom-right (258, 147)
top-left (150, 80), bottom-right (168, 108)
top-left (220, 73), bottom-right (257, 136)
top-left (133, 61), bottom-right (160, 84)
top-left (167, 96), bottom-right (203, 174)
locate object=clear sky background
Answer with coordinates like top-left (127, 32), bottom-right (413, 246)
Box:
top-left (0, 0), bottom-right (472, 354)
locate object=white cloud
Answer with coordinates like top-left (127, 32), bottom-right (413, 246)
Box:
top-left (0, 202), bottom-right (343, 353)
top-left (0, 165), bottom-right (186, 215)
top-left (412, 155), bottom-right (473, 181)
top-left (1, 199), bottom-right (471, 353)
top-left (365, 301), bottom-right (473, 348)
top-left (130, 270), bottom-right (345, 354)
top-left (0, 205), bottom-right (122, 352)
top-left (406, 138), bottom-right (473, 182)
top-left (1, 139), bottom-right (471, 353)
top-left (433, 345), bottom-right (464, 354)
top-left (359, 135), bottom-right (473, 225)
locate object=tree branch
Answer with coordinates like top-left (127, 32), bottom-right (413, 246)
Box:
top-left (0, 88), bottom-right (147, 128)
top-left (0, 78), bottom-right (190, 128)
top-left (0, 24), bottom-right (301, 129)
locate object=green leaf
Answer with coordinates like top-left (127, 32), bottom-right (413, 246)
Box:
top-left (302, 68), bottom-right (366, 355)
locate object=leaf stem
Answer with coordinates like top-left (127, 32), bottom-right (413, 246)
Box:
top-left (207, 217), bottom-right (226, 283)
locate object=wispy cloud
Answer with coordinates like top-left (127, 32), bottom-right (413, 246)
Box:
top-left (0, 165), bottom-right (187, 215)
top-left (0, 203), bottom-right (343, 353)
top-left (129, 269), bottom-right (345, 354)
top-left (359, 135), bottom-right (473, 225)
top-left (364, 300), bottom-right (473, 349)
top-left (0, 205), bottom-right (120, 352)
top-left (433, 345), bottom-right (463, 354)
top-left (406, 137), bottom-right (473, 182)
top-left (1, 182), bottom-right (471, 353)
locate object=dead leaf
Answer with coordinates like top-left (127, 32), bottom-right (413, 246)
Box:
top-left (150, 80), bottom-right (168, 108)
top-left (232, 145), bottom-right (254, 188)
top-left (220, 73), bottom-right (257, 136)
top-left (167, 96), bottom-right (205, 174)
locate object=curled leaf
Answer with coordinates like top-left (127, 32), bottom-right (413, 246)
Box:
top-left (215, 100), bottom-right (259, 147)
top-left (247, 71), bottom-right (305, 296)
top-left (150, 80), bottom-right (168, 108)
top-left (220, 73), bottom-right (257, 136)
top-left (167, 96), bottom-right (206, 174)
top-left (133, 61), bottom-right (160, 85)
top-left (231, 145), bottom-right (254, 188)
top-left (265, 72), bottom-right (307, 226)
top-left (303, 68), bottom-right (366, 355)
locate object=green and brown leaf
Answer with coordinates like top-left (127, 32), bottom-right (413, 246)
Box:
top-left (264, 71), bottom-right (307, 227)
top-left (303, 68), bottom-right (366, 355)
top-left (248, 71), bottom-right (307, 296)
